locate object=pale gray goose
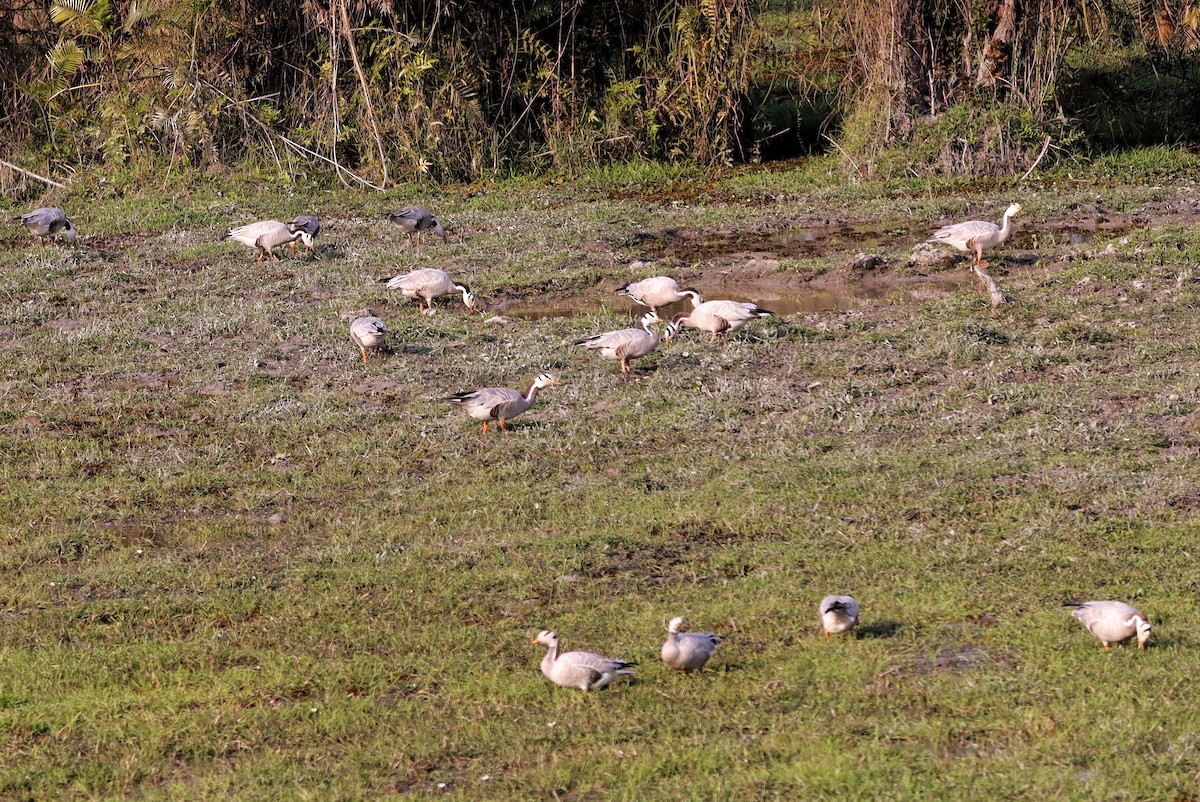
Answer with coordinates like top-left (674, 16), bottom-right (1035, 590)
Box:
top-left (573, 312), bottom-right (662, 374)
top-left (445, 373), bottom-right (561, 434)
top-left (665, 300), bottom-right (773, 343)
top-left (387, 205), bottom-right (446, 246)
top-left (818, 595), bottom-right (859, 637)
top-left (225, 220), bottom-right (306, 262)
top-left (382, 268), bottom-right (478, 315)
top-left (19, 207), bottom-right (76, 246)
top-left (349, 316), bottom-right (388, 363)
top-left (1067, 600), bottom-right (1151, 650)
top-left (928, 203), bottom-right (1022, 269)
top-left (533, 630), bottom-right (635, 691)
top-left (660, 616), bottom-right (722, 672)
top-left (617, 276), bottom-right (702, 312)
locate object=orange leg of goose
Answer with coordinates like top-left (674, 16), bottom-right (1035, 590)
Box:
top-left (360, 346), bottom-right (369, 364)
top-left (824, 631), bottom-right (830, 638)
top-left (481, 422), bottom-right (489, 434)
top-left (498, 419), bottom-right (509, 432)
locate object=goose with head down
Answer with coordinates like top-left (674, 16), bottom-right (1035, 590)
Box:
top-left (349, 316), bottom-right (388, 363)
top-left (388, 205), bottom-right (447, 246)
top-left (19, 207), bottom-right (77, 246)
top-left (1066, 600), bottom-right (1151, 651)
top-left (665, 300), bottom-right (773, 344)
top-left (226, 220), bottom-right (306, 262)
top-left (381, 268), bottom-right (479, 315)
top-left (818, 595), bottom-right (860, 637)
top-left (617, 276), bottom-right (703, 313)
top-left (573, 312), bottom-right (662, 374)
top-left (288, 215), bottom-right (320, 256)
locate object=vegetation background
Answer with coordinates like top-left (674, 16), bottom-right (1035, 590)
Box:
top-left (4, 1), bottom-right (1200, 800)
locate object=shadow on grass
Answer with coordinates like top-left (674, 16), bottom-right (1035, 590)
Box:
top-left (858, 621), bottom-right (901, 639)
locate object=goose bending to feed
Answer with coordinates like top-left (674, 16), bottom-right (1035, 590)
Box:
top-left (665, 300), bottom-right (773, 344)
top-left (225, 220), bottom-right (306, 262)
top-left (928, 203), bottom-right (1022, 270)
top-left (661, 616), bottom-right (722, 672)
top-left (350, 316), bottom-right (388, 363)
top-left (288, 215), bottom-right (320, 255)
top-left (533, 630), bottom-right (635, 691)
top-left (388, 205), bottom-right (446, 246)
top-left (617, 277), bottom-right (703, 312)
top-left (382, 268), bottom-right (479, 315)
top-left (445, 373), bottom-right (562, 434)
top-left (573, 312), bottom-right (662, 374)
top-left (819, 595), bottom-right (860, 637)
top-left (19, 207), bottom-right (77, 246)
top-left (1067, 600), bottom-right (1151, 650)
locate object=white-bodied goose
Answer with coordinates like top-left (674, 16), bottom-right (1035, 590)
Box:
top-left (533, 630), bottom-right (635, 691)
top-left (660, 616), bottom-right (722, 672)
top-left (929, 203), bottom-right (1022, 269)
top-left (665, 300), bottom-right (773, 343)
top-left (819, 595), bottom-right (860, 637)
top-left (225, 220), bottom-right (306, 262)
top-left (617, 276), bottom-right (703, 312)
top-left (388, 205), bottom-right (446, 246)
top-left (382, 268), bottom-right (479, 315)
top-left (288, 215), bottom-right (320, 255)
top-left (445, 373), bottom-right (562, 434)
top-left (19, 207), bottom-right (77, 246)
top-left (350, 316), bottom-right (388, 363)
top-left (1067, 600), bottom-right (1151, 650)
top-left (573, 312), bottom-right (662, 374)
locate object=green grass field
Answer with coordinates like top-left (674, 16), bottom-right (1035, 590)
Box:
top-left (3, 153), bottom-right (1200, 799)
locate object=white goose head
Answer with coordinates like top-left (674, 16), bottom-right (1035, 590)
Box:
top-left (667, 616), bottom-right (685, 634)
top-left (532, 630), bottom-right (558, 648)
top-left (532, 373), bottom-right (562, 390)
top-left (1132, 613), bottom-right (1152, 649)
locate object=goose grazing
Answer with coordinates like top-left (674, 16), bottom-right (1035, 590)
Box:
top-left (928, 203), bottom-right (1022, 269)
top-left (388, 205), bottom-right (446, 246)
top-left (665, 300), bottom-right (774, 344)
top-left (819, 595), bottom-right (859, 637)
top-left (288, 215), bottom-right (320, 256)
top-left (381, 268), bottom-right (479, 315)
top-left (225, 220), bottom-right (306, 262)
top-left (349, 316), bottom-right (388, 363)
top-left (445, 373), bottom-right (562, 434)
top-left (617, 276), bottom-right (703, 312)
top-left (573, 312), bottom-right (662, 374)
top-left (18, 207), bottom-right (77, 246)
top-left (1066, 600), bottom-right (1151, 651)
top-left (533, 630), bottom-right (635, 691)
top-left (661, 616), bottom-right (722, 672)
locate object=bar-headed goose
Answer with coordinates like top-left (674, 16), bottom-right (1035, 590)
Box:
top-left (350, 316), bottom-right (388, 363)
top-left (1067, 600), bottom-right (1151, 650)
top-left (617, 276), bottom-right (703, 312)
top-left (573, 312), bottom-right (662, 374)
top-left (288, 214), bottom-right (320, 255)
top-left (387, 205), bottom-right (446, 246)
top-left (225, 220), bottom-right (306, 262)
top-left (445, 373), bottom-right (562, 434)
top-left (19, 207), bottom-right (77, 246)
top-left (928, 203), bottom-right (1022, 269)
top-left (533, 630), bottom-right (635, 691)
top-left (660, 616), bottom-right (722, 672)
top-left (381, 268), bottom-right (479, 315)
top-left (665, 300), bottom-right (773, 343)
top-left (819, 595), bottom-right (859, 637)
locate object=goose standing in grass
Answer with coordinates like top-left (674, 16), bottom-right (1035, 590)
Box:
top-left (1066, 600), bottom-right (1151, 651)
top-left (819, 595), bottom-right (859, 637)
top-left (573, 312), bottom-right (662, 375)
top-left (387, 205), bottom-right (447, 246)
top-left (445, 373), bottom-right (562, 434)
top-left (533, 630), bottom-right (635, 691)
top-left (381, 268), bottom-right (479, 315)
top-left (928, 203), bottom-right (1022, 270)
top-left (665, 300), bottom-right (773, 344)
top-left (349, 316), bottom-right (388, 363)
top-left (225, 220), bottom-right (306, 262)
top-left (617, 276), bottom-right (703, 313)
top-left (660, 616), bottom-right (722, 672)
top-left (18, 207), bottom-right (77, 246)
top-left (288, 214), bottom-right (320, 256)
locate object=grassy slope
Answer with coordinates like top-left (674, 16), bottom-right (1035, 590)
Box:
top-left (2, 153), bottom-right (1200, 800)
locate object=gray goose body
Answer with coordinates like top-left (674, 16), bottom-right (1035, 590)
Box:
top-left (573, 312), bottom-right (661, 374)
top-left (350, 316), bottom-right (388, 363)
top-left (226, 220), bottom-right (305, 262)
top-left (445, 373), bottom-right (561, 434)
top-left (929, 203), bottom-right (1022, 268)
top-left (533, 630), bottom-right (635, 691)
top-left (819, 595), bottom-right (860, 636)
top-left (617, 276), bottom-right (702, 312)
top-left (19, 207), bottom-right (76, 246)
top-left (667, 300), bottom-right (773, 343)
top-left (661, 616), bottom-right (721, 672)
top-left (387, 205), bottom-right (446, 245)
top-left (382, 268), bottom-right (477, 314)
top-left (288, 215), bottom-right (320, 255)
top-left (1068, 600), bottom-right (1151, 650)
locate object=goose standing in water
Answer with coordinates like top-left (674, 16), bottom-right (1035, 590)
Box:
top-left (1067, 600), bottom-right (1151, 650)
top-left (18, 207), bottom-right (77, 246)
top-left (533, 630), bottom-right (635, 691)
top-left (387, 206), bottom-right (447, 246)
top-left (660, 616), bottom-right (722, 672)
top-left (349, 316), bottom-right (388, 363)
top-left (225, 220), bottom-right (306, 262)
top-left (617, 277), bottom-right (702, 313)
top-left (573, 312), bottom-right (662, 374)
top-left (445, 373), bottom-right (562, 434)
top-left (665, 300), bottom-right (773, 344)
top-left (381, 268), bottom-right (479, 315)
top-left (818, 595), bottom-right (859, 637)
